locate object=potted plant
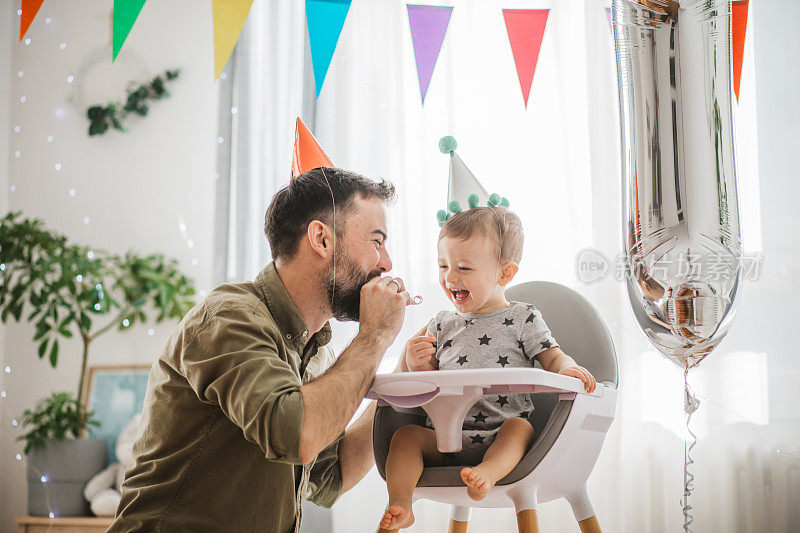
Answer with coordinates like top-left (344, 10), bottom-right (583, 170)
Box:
top-left (0, 212), bottom-right (196, 516)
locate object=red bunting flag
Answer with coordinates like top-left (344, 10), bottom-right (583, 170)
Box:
top-left (732, 0), bottom-right (749, 101)
top-left (502, 9), bottom-right (549, 108)
top-left (20, 0), bottom-right (45, 42)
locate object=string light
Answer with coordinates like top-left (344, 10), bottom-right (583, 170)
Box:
top-left (87, 251), bottom-right (94, 259)
top-left (68, 188), bottom-right (76, 197)
top-left (46, 135), bottom-right (53, 142)
top-left (54, 163), bottom-right (62, 171)
top-left (24, 38), bottom-right (31, 45)
top-left (17, 70), bottom-right (23, 78)
top-left (76, 274), bottom-right (83, 282)
top-left (83, 216), bottom-right (90, 224)
top-left (66, 75), bottom-right (74, 84)
top-left (55, 107), bottom-right (66, 118)
top-left (13, 126), bottom-right (20, 133)
top-left (15, 454), bottom-right (22, 461)
top-left (11, 419), bottom-right (18, 427)
top-left (1, 391), bottom-right (5, 398)
top-left (45, 17), bottom-right (51, 24)
top-left (40, 475), bottom-right (47, 483)
top-left (122, 319), bottom-right (130, 327)
top-left (8, 186), bottom-right (14, 193)
top-left (230, 107), bottom-right (238, 114)
top-left (14, 151), bottom-right (21, 158)
top-left (217, 136), bottom-right (224, 144)
top-left (59, 42), bottom-right (66, 50)
top-left (3, 366), bottom-right (10, 373)
top-left (19, 96), bottom-right (26, 103)
top-left (147, 329), bottom-right (155, 336)
top-left (49, 513), bottom-right (55, 519)
top-left (191, 258), bottom-right (198, 266)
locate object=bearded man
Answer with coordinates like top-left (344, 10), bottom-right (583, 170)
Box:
top-left (109, 168), bottom-right (411, 532)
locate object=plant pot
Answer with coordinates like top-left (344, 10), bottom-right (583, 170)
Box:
top-left (26, 438), bottom-right (107, 516)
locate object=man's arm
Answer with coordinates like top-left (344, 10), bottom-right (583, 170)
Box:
top-left (337, 401), bottom-right (377, 493)
top-left (298, 276), bottom-right (409, 464)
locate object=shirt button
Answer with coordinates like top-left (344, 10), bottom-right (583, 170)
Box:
top-left (302, 331), bottom-right (308, 338)
top-left (285, 333), bottom-right (292, 340)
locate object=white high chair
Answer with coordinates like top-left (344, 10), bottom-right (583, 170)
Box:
top-left (368, 281), bottom-right (618, 533)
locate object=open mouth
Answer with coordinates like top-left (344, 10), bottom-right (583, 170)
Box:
top-left (450, 289), bottom-right (470, 302)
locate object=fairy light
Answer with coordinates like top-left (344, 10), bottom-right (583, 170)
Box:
top-left (76, 274), bottom-right (83, 282)
top-left (45, 17), bottom-right (51, 24)
top-left (11, 419), bottom-right (18, 427)
top-left (0, 263), bottom-right (5, 271)
top-left (66, 75), bottom-right (73, 84)
top-left (93, 303), bottom-right (101, 311)
top-left (13, 126), bottom-right (20, 133)
top-left (147, 329), bottom-right (155, 336)
top-left (14, 151), bottom-right (20, 158)
top-left (59, 42), bottom-right (66, 50)
top-left (83, 216), bottom-right (90, 224)
top-left (24, 38), bottom-right (31, 45)
top-left (17, 70), bottom-right (23, 78)
top-left (54, 163), bottom-right (62, 171)
top-left (217, 136), bottom-right (224, 144)
top-left (87, 251), bottom-right (94, 259)
top-left (230, 107), bottom-right (238, 114)
top-left (19, 96), bottom-right (26, 103)
top-left (68, 188), bottom-right (76, 197)
top-left (49, 513), bottom-right (55, 519)
top-left (55, 107), bottom-right (66, 118)
top-left (1, 391), bottom-right (6, 398)
top-left (3, 366), bottom-right (10, 374)
top-left (40, 475), bottom-right (47, 483)
top-left (46, 135), bottom-right (53, 142)
top-left (122, 319), bottom-right (130, 327)
top-left (191, 258), bottom-right (198, 266)
top-left (9, 185), bottom-right (15, 193)
top-left (15, 454), bottom-right (22, 461)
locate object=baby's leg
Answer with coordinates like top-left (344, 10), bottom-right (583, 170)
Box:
top-left (379, 425), bottom-right (444, 531)
top-left (461, 417), bottom-right (534, 501)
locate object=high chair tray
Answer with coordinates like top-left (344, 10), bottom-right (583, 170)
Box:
top-left (367, 367), bottom-right (600, 409)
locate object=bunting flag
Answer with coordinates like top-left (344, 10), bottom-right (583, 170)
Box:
top-left (291, 117), bottom-right (335, 179)
top-left (306, 0), bottom-right (352, 97)
top-left (19, 0), bottom-right (45, 42)
top-left (407, 5), bottom-right (452, 104)
top-left (113, 0), bottom-right (148, 62)
top-left (212, 0), bottom-right (255, 80)
top-left (605, 7), bottom-right (612, 32)
top-left (503, 9), bottom-right (549, 108)
top-left (732, 0), bottom-right (749, 101)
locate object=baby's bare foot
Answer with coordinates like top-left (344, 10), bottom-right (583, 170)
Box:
top-left (379, 504), bottom-right (414, 530)
top-left (460, 466), bottom-right (494, 501)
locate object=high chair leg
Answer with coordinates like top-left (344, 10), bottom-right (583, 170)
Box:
top-left (515, 509), bottom-right (540, 533)
top-left (565, 485), bottom-right (602, 533)
top-left (507, 487), bottom-right (539, 533)
top-left (448, 505), bottom-right (471, 533)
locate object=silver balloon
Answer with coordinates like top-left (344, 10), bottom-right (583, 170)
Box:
top-left (613, 0), bottom-right (743, 369)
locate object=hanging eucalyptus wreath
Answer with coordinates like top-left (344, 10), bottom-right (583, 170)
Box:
top-left (86, 68), bottom-right (180, 136)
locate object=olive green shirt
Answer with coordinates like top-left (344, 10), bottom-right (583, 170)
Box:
top-left (109, 262), bottom-right (343, 533)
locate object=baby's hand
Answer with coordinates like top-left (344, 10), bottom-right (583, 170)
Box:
top-left (558, 365), bottom-right (597, 393)
top-left (405, 324), bottom-right (437, 372)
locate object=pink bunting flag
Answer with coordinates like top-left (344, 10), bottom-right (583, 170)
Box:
top-left (407, 5), bottom-right (453, 104)
top-left (503, 9), bottom-right (549, 108)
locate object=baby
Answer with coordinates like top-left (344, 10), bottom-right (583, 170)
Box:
top-left (379, 206), bottom-right (597, 531)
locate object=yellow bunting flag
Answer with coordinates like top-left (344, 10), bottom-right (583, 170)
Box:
top-left (212, 0), bottom-right (255, 80)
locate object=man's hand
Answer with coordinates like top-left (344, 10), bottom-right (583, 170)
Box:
top-left (558, 365), bottom-right (597, 393)
top-left (358, 276), bottom-right (411, 350)
top-left (405, 322), bottom-right (437, 372)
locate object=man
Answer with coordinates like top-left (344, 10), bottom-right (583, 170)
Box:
top-left (109, 168), bottom-right (411, 532)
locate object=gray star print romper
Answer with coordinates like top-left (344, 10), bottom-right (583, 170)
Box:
top-left (426, 302), bottom-right (559, 465)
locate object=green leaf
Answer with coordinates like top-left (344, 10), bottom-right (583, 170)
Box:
top-left (37, 339), bottom-right (49, 359)
top-left (48, 339), bottom-right (59, 368)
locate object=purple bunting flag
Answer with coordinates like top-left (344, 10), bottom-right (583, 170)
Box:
top-left (407, 5), bottom-right (453, 104)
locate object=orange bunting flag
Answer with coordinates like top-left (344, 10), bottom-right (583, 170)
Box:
top-left (20, 0), bottom-right (45, 42)
top-left (291, 118), bottom-right (334, 180)
top-left (212, 0), bottom-right (255, 80)
top-left (732, 0), bottom-right (749, 101)
top-left (502, 9), bottom-right (550, 108)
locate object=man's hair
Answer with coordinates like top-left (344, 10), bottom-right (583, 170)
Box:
top-left (265, 167), bottom-right (396, 261)
top-left (439, 206), bottom-right (524, 264)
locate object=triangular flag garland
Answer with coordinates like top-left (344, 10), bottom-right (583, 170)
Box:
top-left (19, 0), bottom-right (45, 42)
top-left (306, 0), bottom-right (352, 97)
top-left (503, 9), bottom-right (549, 108)
top-left (113, 0), bottom-right (148, 62)
top-left (407, 5), bottom-right (453, 105)
top-left (291, 117), bottom-right (335, 180)
top-left (732, 0), bottom-right (749, 101)
top-left (212, 0), bottom-right (255, 80)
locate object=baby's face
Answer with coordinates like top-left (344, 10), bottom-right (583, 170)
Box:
top-left (437, 234), bottom-right (507, 314)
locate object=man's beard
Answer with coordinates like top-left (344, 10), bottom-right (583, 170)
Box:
top-left (323, 249), bottom-right (382, 322)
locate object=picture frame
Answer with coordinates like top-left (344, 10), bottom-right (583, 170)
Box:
top-left (81, 364), bottom-right (151, 464)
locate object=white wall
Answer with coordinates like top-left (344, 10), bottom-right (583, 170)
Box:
top-left (0, 1), bottom-right (218, 528)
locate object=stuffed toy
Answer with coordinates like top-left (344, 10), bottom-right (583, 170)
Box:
top-left (83, 414), bottom-right (141, 516)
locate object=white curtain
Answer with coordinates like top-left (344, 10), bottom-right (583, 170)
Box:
top-left (222, 1), bottom-right (800, 532)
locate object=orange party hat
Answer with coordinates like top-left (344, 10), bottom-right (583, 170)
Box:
top-left (291, 117), bottom-right (334, 179)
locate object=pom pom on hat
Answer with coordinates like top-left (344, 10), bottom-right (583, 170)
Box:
top-left (487, 193), bottom-right (501, 207)
top-left (467, 193), bottom-right (480, 208)
top-left (436, 210), bottom-right (448, 223)
top-left (448, 200), bottom-right (462, 214)
top-left (439, 136), bottom-right (458, 154)
top-left (500, 197), bottom-right (510, 207)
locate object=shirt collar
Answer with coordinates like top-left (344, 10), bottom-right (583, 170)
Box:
top-left (255, 261), bottom-right (332, 350)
